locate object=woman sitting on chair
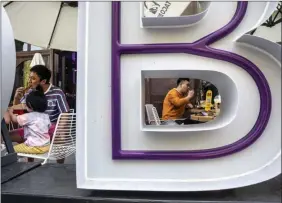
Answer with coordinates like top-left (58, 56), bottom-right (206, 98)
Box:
top-left (4, 65), bottom-right (70, 163)
top-left (6, 86), bottom-right (51, 154)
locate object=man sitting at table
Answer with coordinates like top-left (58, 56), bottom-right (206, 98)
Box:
top-left (162, 78), bottom-right (195, 124)
top-left (4, 65), bottom-right (70, 163)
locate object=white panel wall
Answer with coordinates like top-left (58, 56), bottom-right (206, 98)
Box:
top-left (76, 2), bottom-right (281, 191)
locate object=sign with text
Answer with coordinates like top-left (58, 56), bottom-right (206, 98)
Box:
top-left (144, 1), bottom-right (191, 17)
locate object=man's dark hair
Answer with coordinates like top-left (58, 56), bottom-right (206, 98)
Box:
top-left (26, 86), bottom-right (48, 113)
top-left (177, 78), bottom-right (190, 86)
top-left (30, 65), bottom-right (51, 84)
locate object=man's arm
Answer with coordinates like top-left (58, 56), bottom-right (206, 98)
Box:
top-left (11, 103), bottom-right (27, 110)
top-left (55, 91), bottom-right (71, 147)
top-left (186, 103), bottom-right (193, 109)
top-left (168, 92), bottom-right (190, 107)
top-left (13, 98), bottom-right (20, 106)
top-left (57, 90), bottom-right (70, 113)
top-left (13, 87), bottom-right (25, 105)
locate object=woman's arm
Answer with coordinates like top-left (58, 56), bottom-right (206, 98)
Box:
top-left (8, 108), bottom-right (18, 124)
top-left (3, 110), bottom-right (11, 124)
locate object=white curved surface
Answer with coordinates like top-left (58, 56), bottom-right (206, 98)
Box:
top-left (140, 69), bottom-right (238, 132)
top-left (237, 34), bottom-right (281, 62)
top-left (76, 2), bottom-right (281, 191)
top-left (141, 2), bottom-right (211, 28)
top-left (122, 2), bottom-right (274, 45)
top-left (253, 23), bottom-right (282, 43)
top-left (1, 7), bottom-right (16, 118)
top-left (120, 50), bottom-right (273, 151)
top-left (233, 1), bottom-right (279, 41)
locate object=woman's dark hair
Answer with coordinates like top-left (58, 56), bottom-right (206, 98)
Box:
top-left (30, 65), bottom-right (51, 84)
top-left (26, 85), bottom-right (48, 113)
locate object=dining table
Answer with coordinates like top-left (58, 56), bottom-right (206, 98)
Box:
top-left (190, 114), bottom-right (215, 122)
top-left (189, 108), bottom-right (216, 122)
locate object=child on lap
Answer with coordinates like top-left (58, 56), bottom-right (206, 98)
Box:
top-left (8, 87), bottom-right (51, 154)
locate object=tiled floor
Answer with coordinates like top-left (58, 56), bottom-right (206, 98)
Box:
top-left (2, 164), bottom-right (281, 203)
top-left (49, 154), bottom-right (76, 164)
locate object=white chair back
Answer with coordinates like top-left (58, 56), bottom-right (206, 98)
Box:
top-left (152, 106), bottom-right (161, 125)
top-left (47, 113), bottom-right (76, 161)
top-left (145, 104), bottom-right (155, 125)
top-left (17, 112), bottom-right (76, 164)
top-left (145, 104), bottom-right (161, 125)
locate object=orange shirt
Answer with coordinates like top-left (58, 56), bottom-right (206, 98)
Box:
top-left (162, 88), bottom-right (189, 120)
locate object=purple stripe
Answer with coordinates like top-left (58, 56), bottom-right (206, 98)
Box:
top-left (46, 90), bottom-right (65, 95)
top-left (19, 85), bottom-right (69, 122)
top-left (50, 118), bottom-right (58, 122)
top-left (45, 86), bottom-right (69, 120)
top-left (111, 2), bottom-right (272, 160)
top-left (57, 98), bottom-right (68, 113)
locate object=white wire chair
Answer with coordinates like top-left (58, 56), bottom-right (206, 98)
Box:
top-left (145, 104), bottom-right (186, 126)
top-left (145, 104), bottom-right (163, 125)
top-left (17, 113), bottom-right (76, 165)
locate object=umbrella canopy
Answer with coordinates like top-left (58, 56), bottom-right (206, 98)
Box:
top-left (3, 1), bottom-right (78, 51)
top-left (30, 53), bottom-right (46, 67)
